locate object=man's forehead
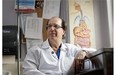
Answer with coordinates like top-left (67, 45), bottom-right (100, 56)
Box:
top-left (49, 17), bottom-right (62, 24)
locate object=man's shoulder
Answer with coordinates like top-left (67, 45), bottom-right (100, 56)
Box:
top-left (63, 43), bottom-right (82, 51)
top-left (63, 43), bottom-right (80, 48)
top-left (28, 46), bottom-right (42, 53)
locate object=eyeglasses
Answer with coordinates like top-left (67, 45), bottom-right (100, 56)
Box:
top-left (46, 24), bottom-right (62, 29)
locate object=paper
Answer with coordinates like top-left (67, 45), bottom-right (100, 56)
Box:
top-left (3, 55), bottom-right (15, 64)
top-left (43, 0), bottom-right (61, 19)
top-left (25, 17), bottom-right (43, 39)
top-left (82, 47), bottom-right (97, 53)
top-left (20, 13), bottom-right (38, 34)
top-left (26, 39), bottom-right (43, 51)
top-left (15, 0), bottom-right (35, 12)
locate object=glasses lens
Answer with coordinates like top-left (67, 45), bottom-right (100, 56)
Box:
top-left (46, 24), bottom-right (62, 29)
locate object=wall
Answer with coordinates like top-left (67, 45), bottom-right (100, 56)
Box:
top-left (3, 0), bottom-right (17, 25)
top-left (106, 0), bottom-right (113, 47)
top-left (93, 0), bottom-right (113, 49)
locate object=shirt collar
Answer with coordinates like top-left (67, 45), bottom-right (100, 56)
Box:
top-left (41, 39), bottom-right (67, 52)
top-left (41, 39), bottom-right (50, 49)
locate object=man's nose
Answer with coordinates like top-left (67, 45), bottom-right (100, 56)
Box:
top-left (51, 26), bottom-right (55, 30)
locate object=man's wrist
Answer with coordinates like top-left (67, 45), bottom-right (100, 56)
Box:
top-left (82, 50), bottom-right (88, 53)
top-left (82, 50), bottom-right (89, 58)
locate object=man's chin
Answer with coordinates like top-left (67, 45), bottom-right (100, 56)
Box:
top-left (50, 36), bottom-right (57, 39)
top-left (51, 34), bottom-right (56, 37)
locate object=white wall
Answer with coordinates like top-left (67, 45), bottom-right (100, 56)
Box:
top-left (93, 0), bottom-right (113, 49)
top-left (106, 0), bottom-right (113, 47)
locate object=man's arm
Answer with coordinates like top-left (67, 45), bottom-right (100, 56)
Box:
top-left (23, 49), bottom-right (46, 75)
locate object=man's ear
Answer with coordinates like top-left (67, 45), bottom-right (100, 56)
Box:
top-left (62, 30), bottom-right (65, 39)
top-left (63, 30), bottom-right (65, 34)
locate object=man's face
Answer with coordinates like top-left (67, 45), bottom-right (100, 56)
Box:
top-left (46, 17), bottom-right (64, 40)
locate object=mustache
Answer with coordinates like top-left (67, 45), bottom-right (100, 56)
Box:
top-left (49, 31), bottom-right (56, 33)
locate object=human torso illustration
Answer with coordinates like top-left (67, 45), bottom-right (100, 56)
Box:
top-left (73, 2), bottom-right (91, 48)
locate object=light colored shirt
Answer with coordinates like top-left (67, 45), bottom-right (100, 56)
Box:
top-left (23, 39), bottom-right (92, 75)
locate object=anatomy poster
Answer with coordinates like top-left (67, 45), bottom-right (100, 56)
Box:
top-left (69, 0), bottom-right (96, 48)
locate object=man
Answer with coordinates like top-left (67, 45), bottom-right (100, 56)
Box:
top-left (23, 16), bottom-right (91, 75)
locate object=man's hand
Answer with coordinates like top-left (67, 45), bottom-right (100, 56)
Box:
top-left (75, 50), bottom-right (88, 73)
top-left (76, 50), bottom-right (87, 59)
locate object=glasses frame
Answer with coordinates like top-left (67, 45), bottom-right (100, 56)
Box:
top-left (46, 24), bottom-right (62, 29)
